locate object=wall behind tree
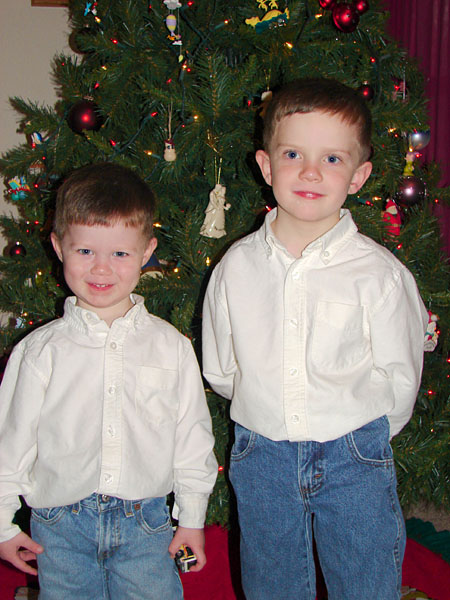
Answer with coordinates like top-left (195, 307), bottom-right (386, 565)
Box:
top-left (0, 0), bottom-right (70, 250)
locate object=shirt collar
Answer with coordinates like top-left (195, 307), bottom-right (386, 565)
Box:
top-left (63, 294), bottom-right (147, 335)
top-left (261, 208), bottom-right (283, 257)
top-left (260, 207), bottom-right (357, 263)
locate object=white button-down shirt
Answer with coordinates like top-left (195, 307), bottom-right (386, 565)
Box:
top-left (203, 208), bottom-right (428, 443)
top-left (0, 295), bottom-right (217, 542)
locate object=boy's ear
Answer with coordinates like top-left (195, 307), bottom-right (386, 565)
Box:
top-left (255, 149), bottom-right (272, 186)
top-left (50, 232), bottom-right (63, 262)
top-left (348, 161), bottom-right (372, 195)
top-left (142, 236), bottom-right (158, 267)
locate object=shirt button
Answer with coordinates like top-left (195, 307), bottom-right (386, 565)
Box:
top-left (292, 271), bottom-right (300, 280)
top-left (108, 386), bottom-right (116, 395)
top-left (323, 250), bottom-right (330, 258)
top-left (107, 425), bottom-right (116, 437)
top-left (110, 342), bottom-right (117, 350)
top-left (104, 474), bottom-right (113, 484)
top-left (289, 368), bottom-right (298, 376)
top-left (291, 414), bottom-right (300, 423)
top-left (289, 319), bottom-right (298, 328)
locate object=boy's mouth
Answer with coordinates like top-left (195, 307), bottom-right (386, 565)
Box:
top-left (294, 191), bottom-right (323, 199)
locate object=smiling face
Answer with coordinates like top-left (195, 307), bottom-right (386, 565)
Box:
top-left (51, 220), bottom-right (156, 326)
top-left (256, 110), bottom-right (372, 242)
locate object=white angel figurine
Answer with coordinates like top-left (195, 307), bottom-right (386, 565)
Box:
top-left (200, 184), bottom-right (231, 239)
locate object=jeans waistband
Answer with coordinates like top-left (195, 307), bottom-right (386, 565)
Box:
top-left (70, 493), bottom-right (144, 517)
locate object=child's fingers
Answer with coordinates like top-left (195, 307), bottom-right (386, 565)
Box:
top-left (0, 532), bottom-right (43, 575)
top-left (185, 545), bottom-right (206, 572)
top-left (22, 539), bottom-right (44, 555)
top-left (19, 549), bottom-right (39, 561)
top-left (10, 553), bottom-right (39, 576)
top-left (188, 556), bottom-right (205, 572)
top-left (168, 536), bottom-right (179, 559)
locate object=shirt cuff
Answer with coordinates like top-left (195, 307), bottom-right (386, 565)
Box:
top-left (0, 498), bottom-right (23, 543)
top-left (172, 494), bottom-right (210, 529)
top-left (0, 520), bottom-right (22, 543)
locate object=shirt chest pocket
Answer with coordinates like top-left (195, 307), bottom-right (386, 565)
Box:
top-left (310, 301), bottom-right (369, 372)
top-left (135, 366), bottom-right (179, 426)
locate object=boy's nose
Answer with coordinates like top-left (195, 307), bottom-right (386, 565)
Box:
top-left (91, 258), bottom-right (112, 275)
top-left (299, 161), bottom-right (321, 181)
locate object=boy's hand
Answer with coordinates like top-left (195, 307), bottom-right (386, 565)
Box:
top-left (169, 526), bottom-right (206, 572)
top-left (0, 531), bottom-right (43, 575)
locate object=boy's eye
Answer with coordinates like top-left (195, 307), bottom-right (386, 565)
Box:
top-left (113, 251), bottom-right (129, 257)
top-left (326, 155), bottom-right (340, 164)
top-left (78, 249), bottom-right (92, 255)
top-left (286, 150), bottom-right (300, 160)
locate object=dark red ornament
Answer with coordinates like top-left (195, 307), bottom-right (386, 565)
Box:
top-left (67, 99), bottom-right (104, 134)
top-left (68, 27), bottom-right (96, 54)
top-left (354, 0), bottom-right (369, 14)
top-left (395, 176), bottom-right (426, 208)
top-left (332, 3), bottom-right (360, 32)
top-left (319, 0), bottom-right (336, 9)
top-left (10, 243), bottom-right (27, 257)
top-left (357, 83), bottom-right (374, 100)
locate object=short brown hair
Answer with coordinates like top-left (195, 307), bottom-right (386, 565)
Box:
top-left (53, 162), bottom-right (156, 239)
top-left (263, 78), bottom-right (372, 162)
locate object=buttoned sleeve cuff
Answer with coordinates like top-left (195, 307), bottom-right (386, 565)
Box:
top-left (0, 500), bottom-right (22, 543)
top-left (172, 493), bottom-right (210, 529)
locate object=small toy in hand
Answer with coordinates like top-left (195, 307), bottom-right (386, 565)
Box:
top-left (175, 545), bottom-right (197, 572)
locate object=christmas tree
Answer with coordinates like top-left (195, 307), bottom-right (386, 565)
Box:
top-left (0, 0), bottom-right (449, 525)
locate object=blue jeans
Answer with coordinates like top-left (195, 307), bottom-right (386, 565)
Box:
top-left (229, 416), bottom-right (405, 600)
top-left (30, 494), bottom-right (183, 600)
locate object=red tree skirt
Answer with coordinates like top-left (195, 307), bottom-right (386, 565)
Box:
top-left (1, 525), bottom-right (449, 600)
top-left (402, 538), bottom-right (450, 600)
top-left (182, 526), bottom-right (450, 600)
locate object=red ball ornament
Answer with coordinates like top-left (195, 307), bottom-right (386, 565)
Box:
top-left (332, 3), bottom-right (360, 32)
top-left (319, 0), bottom-right (336, 9)
top-left (354, 0), bottom-right (369, 14)
top-left (10, 243), bottom-right (27, 257)
top-left (395, 176), bottom-right (426, 208)
top-left (67, 99), bottom-right (104, 134)
top-left (357, 83), bottom-right (374, 100)
top-left (68, 27), bottom-right (96, 55)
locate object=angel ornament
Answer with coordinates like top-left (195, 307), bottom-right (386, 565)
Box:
top-left (164, 138), bottom-right (176, 162)
top-left (164, 103), bottom-right (177, 162)
top-left (200, 183), bottom-right (231, 239)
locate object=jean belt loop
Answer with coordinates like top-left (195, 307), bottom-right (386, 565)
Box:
top-left (124, 499), bottom-right (134, 518)
top-left (71, 501), bottom-right (81, 515)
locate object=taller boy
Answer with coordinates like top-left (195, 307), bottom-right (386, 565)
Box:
top-left (202, 79), bottom-right (428, 599)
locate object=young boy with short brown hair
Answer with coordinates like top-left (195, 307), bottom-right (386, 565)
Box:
top-left (0, 162), bottom-right (217, 599)
top-left (202, 78), bottom-right (428, 599)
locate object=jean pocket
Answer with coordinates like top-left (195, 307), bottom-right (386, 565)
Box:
top-left (135, 497), bottom-right (171, 534)
top-left (230, 423), bottom-right (256, 461)
top-left (31, 506), bottom-right (66, 525)
top-left (346, 416), bottom-right (393, 467)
